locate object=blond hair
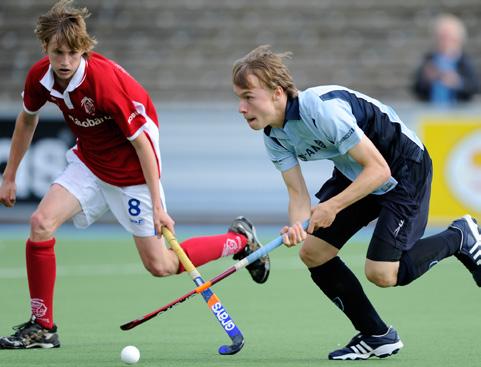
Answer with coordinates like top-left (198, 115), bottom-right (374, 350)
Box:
top-left (232, 45), bottom-right (298, 98)
top-left (35, 0), bottom-right (97, 55)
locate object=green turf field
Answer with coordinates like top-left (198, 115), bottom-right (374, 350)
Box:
top-left (0, 225), bottom-right (480, 367)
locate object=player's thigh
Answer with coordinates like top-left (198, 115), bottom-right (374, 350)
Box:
top-left (312, 168), bottom-right (381, 250)
top-left (53, 149), bottom-right (109, 229)
top-left (102, 181), bottom-right (166, 237)
top-left (31, 183), bottom-right (82, 232)
top-left (368, 153), bottom-right (432, 257)
top-left (134, 235), bottom-right (178, 276)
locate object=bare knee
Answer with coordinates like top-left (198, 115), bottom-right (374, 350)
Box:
top-left (30, 210), bottom-right (57, 240)
top-left (365, 268), bottom-right (397, 288)
top-left (299, 244), bottom-right (336, 268)
top-left (143, 254), bottom-right (178, 277)
top-left (144, 262), bottom-right (177, 277)
top-left (299, 246), bottom-right (317, 266)
top-left (365, 259), bottom-right (399, 288)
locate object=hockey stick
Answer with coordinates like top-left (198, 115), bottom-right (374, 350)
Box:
top-left (162, 228), bottom-right (244, 355)
top-left (120, 221), bottom-right (308, 331)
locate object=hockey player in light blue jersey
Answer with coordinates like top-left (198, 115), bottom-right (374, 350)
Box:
top-left (232, 45), bottom-right (481, 361)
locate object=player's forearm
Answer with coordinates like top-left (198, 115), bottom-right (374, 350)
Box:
top-left (283, 165), bottom-right (311, 225)
top-left (327, 164), bottom-right (390, 213)
top-left (3, 111), bottom-right (38, 181)
top-left (131, 134), bottom-right (163, 209)
top-left (287, 191), bottom-right (311, 225)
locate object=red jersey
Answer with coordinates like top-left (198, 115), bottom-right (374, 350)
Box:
top-left (22, 52), bottom-right (160, 186)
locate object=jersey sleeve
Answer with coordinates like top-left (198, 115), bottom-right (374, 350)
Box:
top-left (100, 70), bottom-right (148, 140)
top-left (263, 133), bottom-right (299, 172)
top-left (311, 95), bottom-right (364, 155)
top-left (22, 66), bottom-right (48, 114)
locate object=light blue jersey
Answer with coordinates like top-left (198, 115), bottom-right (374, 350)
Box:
top-left (263, 85), bottom-right (424, 195)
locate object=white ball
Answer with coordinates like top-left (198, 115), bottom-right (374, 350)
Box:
top-left (120, 345), bottom-right (140, 364)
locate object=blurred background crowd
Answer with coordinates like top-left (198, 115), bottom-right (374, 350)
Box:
top-left (0, 0), bottom-right (480, 225)
top-left (1, 0), bottom-right (480, 103)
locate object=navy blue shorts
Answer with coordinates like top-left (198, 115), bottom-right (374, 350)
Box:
top-left (312, 151), bottom-right (432, 262)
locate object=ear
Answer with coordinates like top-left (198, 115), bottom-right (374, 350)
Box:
top-left (42, 41), bottom-right (49, 54)
top-left (272, 86), bottom-right (284, 101)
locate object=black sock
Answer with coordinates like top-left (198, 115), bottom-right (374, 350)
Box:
top-left (397, 228), bottom-right (460, 286)
top-left (309, 256), bottom-right (388, 335)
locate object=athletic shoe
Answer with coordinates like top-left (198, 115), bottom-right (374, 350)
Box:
top-left (328, 326), bottom-right (403, 360)
top-left (230, 216), bottom-right (270, 284)
top-left (450, 214), bottom-right (481, 286)
top-left (0, 317), bottom-right (60, 349)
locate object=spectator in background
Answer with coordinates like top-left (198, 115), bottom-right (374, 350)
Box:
top-left (412, 13), bottom-right (480, 105)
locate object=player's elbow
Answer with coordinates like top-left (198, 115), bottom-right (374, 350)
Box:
top-left (372, 163), bottom-right (391, 188)
top-left (378, 164), bottom-right (391, 183)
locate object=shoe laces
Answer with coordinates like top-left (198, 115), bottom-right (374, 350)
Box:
top-left (11, 319), bottom-right (40, 338)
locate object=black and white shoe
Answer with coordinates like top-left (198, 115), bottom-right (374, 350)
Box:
top-left (328, 326), bottom-right (403, 360)
top-left (450, 215), bottom-right (481, 286)
top-left (0, 317), bottom-right (60, 349)
top-left (230, 216), bottom-right (270, 284)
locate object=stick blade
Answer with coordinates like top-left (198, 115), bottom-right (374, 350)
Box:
top-left (120, 313), bottom-right (156, 331)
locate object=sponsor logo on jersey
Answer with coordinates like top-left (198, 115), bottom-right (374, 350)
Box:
top-left (81, 96), bottom-right (96, 115)
top-left (339, 127), bottom-right (355, 144)
top-left (127, 111), bottom-right (140, 124)
top-left (68, 114), bottom-right (112, 127)
top-left (297, 140), bottom-right (327, 161)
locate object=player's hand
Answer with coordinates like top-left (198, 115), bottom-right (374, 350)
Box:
top-left (308, 202), bottom-right (337, 233)
top-left (153, 206), bottom-right (175, 238)
top-left (423, 63), bottom-right (440, 81)
top-left (440, 70), bottom-right (462, 88)
top-left (281, 222), bottom-right (307, 247)
top-left (0, 179), bottom-right (17, 208)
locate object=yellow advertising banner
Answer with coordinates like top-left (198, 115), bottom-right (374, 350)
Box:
top-left (421, 118), bottom-right (481, 224)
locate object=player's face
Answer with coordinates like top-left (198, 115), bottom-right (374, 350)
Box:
top-left (233, 74), bottom-right (285, 130)
top-left (45, 38), bottom-right (84, 86)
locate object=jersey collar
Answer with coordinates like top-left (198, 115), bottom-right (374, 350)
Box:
top-left (40, 56), bottom-right (86, 94)
top-left (283, 96), bottom-right (300, 127)
top-left (264, 96), bottom-right (300, 137)
top-left (39, 56), bottom-right (87, 108)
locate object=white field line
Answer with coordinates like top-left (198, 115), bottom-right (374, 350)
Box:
top-left (0, 263), bottom-right (145, 279)
top-left (0, 257), bottom-right (311, 280)
top-left (0, 255), bottom-right (459, 280)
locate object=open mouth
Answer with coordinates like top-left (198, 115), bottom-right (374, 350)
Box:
top-left (58, 68), bottom-right (71, 75)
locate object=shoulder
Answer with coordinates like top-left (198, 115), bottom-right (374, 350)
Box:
top-left (299, 85), bottom-right (355, 105)
top-left (86, 52), bottom-right (118, 79)
top-left (458, 52), bottom-right (476, 68)
top-left (26, 56), bottom-right (50, 80)
top-left (299, 86), bottom-right (354, 118)
top-left (87, 52), bottom-right (142, 91)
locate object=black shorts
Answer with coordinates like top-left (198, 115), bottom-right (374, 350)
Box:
top-left (312, 151), bottom-right (432, 262)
